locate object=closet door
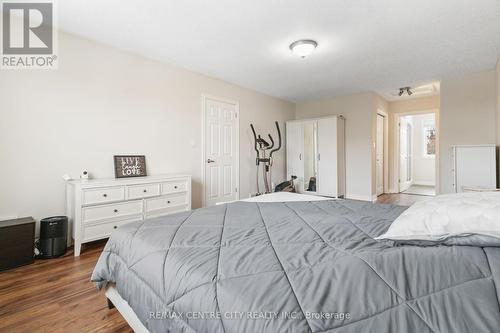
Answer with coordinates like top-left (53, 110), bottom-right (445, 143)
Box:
top-left (302, 121), bottom-right (318, 193)
top-left (317, 117), bottom-right (338, 196)
top-left (286, 121), bottom-right (304, 190)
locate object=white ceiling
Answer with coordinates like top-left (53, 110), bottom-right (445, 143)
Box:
top-left (58, 0), bottom-right (500, 102)
top-left (378, 82), bottom-right (440, 102)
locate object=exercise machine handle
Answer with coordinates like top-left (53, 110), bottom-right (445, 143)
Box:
top-left (250, 124), bottom-right (259, 154)
top-left (269, 121), bottom-right (281, 158)
top-left (268, 134), bottom-right (275, 150)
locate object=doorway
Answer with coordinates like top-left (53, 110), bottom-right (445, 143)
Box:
top-left (202, 95), bottom-right (239, 206)
top-left (397, 113), bottom-right (436, 196)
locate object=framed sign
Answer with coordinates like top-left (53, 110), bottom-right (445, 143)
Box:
top-left (114, 155), bottom-right (147, 178)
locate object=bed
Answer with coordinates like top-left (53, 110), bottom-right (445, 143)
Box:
top-left (91, 193), bottom-right (500, 332)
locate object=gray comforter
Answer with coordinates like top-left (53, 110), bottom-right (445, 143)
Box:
top-left (91, 199), bottom-right (500, 332)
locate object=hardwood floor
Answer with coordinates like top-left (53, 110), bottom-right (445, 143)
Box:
top-left (0, 192), bottom-right (424, 333)
top-left (0, 240), bottom-right (131, 333)
top-left (376, 192), bottom-right (431, 206)
top-left (402, 185), bottom-right (436, 196)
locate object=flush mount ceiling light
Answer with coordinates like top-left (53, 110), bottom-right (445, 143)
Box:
top-left (289, 39), bottom-right (318, 58)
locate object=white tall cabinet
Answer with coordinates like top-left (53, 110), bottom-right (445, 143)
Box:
top-left (286, 116), bottom-right (345, 197)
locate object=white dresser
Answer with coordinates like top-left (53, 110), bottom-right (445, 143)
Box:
top-left (66, 174), bottom-right (191, 256)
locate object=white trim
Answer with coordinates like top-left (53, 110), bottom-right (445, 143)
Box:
top-left (201, 94), bottom-right (240, 208)
top-left (412, 181), bottom-right (436, 186)
top-left (286, 114), bottom-right (345, 123)
top-left (450, 144), bottom-right (496, 148)
top-left (105, 285), bottom-right (150, 333)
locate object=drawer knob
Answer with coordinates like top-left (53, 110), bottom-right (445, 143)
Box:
top-left (113, 226), bottom-right (117, 229)
top-left (103, 194), bottom-right (107, 197)
top-left (143, 189), bottom-right (147, 193)
top-left (174, 186), bottom-right (178, 189)
top-left (167, 201), bottom-right (171, 204)
top-left (114, 209), bottom-right (118, 213)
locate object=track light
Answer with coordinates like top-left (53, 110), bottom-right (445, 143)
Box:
top-left (398, 87), bottom-right (413, 97)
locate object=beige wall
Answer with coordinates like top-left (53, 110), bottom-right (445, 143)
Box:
top-left (497, 57), bottom-right (500, 145)
top-left (439, 70), bottom-right (497, 193)
top-left (389, 95), bottom-right (440, 114)
top-left (387, 96), bottom-right (440, 192)
top-left (0, 32), bottom-right (295, 227)
top-left (296, 93), bottom-right (376, 201)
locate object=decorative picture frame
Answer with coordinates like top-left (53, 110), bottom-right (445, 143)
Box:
top-left (113, 155), bottom-right (147, 178)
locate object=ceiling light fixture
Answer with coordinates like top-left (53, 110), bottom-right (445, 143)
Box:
top-left (398, 86), bottom-right (413, 97)
top-left (289, 39), bottom-right (318, 58)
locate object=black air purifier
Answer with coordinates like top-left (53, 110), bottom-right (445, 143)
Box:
top-left (38, 216), bottom-right (67, 258)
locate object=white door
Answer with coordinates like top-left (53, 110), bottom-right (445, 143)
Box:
top-left (317, 117), bottom-right (338, 197)
top-left (376, 114), bottom-right (384, 196)
top-left (286, 121), bottom-right (304, 191)
top-left (399, 117), bottom-right (413, 192)
top-left (203, 96), bottom-right (239, 206)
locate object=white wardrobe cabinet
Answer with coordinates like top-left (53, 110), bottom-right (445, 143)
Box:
top-left (286, 116), bottom-right (345, 198)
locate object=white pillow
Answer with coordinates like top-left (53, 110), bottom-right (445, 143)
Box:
top-left (376, 192), bottom-right (500, 245)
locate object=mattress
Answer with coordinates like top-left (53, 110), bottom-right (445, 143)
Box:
top-left (91, 197), bottom-right (500, 332)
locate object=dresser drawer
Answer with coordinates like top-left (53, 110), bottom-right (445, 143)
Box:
top-left (127, 183), bottom-right (160, 199)
top-left (82, 201), bottom-right (143, 224)
top-left (83, 219), bottom-right (136, 241)
top-left (83, 187), bottom-right (125, 205)
top-left (145, 194), bottom-right (188, 211)
top-left (162, 180), bottom-right (188, 194)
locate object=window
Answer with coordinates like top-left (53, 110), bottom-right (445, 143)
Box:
top-left (423, 123), bottom-right (436, 158)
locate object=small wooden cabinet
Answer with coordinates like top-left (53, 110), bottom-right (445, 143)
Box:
top-left (0, 217), bottom-right (35, 271)
top-left (66, 175), bottom-right (191, 256)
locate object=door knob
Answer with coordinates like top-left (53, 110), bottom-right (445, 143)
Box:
top-left (207, 159), bottom-right (215, 163)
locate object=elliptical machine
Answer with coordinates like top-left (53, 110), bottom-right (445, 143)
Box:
top-left (250, 121), bottom-right (282, 195)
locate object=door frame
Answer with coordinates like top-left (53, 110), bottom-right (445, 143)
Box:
top-left (376, 111), bottom-right (388, 196)
top-left (392, 108), bottom-right (439, 194)
top-left (201, 94), bottom-right (240, 207)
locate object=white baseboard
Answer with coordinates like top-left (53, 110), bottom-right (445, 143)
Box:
top-left (413, 181), bottom-right (435, 186)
